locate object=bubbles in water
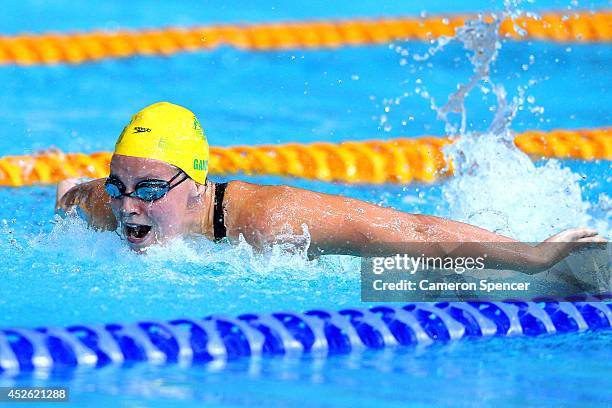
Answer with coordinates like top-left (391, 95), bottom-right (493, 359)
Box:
top-left (1, 219), bottom-right (23, 252)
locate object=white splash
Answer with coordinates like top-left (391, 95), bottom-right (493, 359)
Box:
top-left (30, 211), bottom-right (131, 260)
top-left (396, 9), bottom-right (607, 241)
top-left (35, 212), bottom-right (358, 283)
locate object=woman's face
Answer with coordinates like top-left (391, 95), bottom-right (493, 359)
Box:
top-left (108, 154), bottom-right (196, 251)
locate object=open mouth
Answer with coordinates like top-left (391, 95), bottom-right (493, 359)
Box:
top-left (123, 222), bottom-right (152, 244)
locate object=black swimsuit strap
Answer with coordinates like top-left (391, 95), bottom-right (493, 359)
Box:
top-left (213, 182), bottom-right (228, 241)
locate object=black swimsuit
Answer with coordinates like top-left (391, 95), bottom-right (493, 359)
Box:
top-left (213, 182), bottom-right (228, 241)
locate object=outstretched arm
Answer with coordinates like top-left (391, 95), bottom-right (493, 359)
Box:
top-left (232, 184), bottom-right (607, 273)
top-left (55, 178), bottom-right (117, 231)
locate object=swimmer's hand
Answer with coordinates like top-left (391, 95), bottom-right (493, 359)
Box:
top-left (533, 228), bottom-right (608, 271)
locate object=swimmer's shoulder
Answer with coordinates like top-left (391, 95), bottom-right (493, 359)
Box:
top-left (223, 181), bottom-right (385, 229)
top-left (56, 178), bottom-right (117, 231)
top-left (222, 181), bottom-right (340, 235)
top-left (223, 180), bottom-right (303, 210)
top-left (224, 180), bottom-right (349, 211)
top-left (221, 181), bottom-right (298, 233)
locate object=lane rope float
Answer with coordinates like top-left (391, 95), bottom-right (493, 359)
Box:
top-left (0, 11), bottom-right (610, 66)
top-left (0, 127), bottom-right (609, 187)
top-left (0, 299), bottom-right (610, 373)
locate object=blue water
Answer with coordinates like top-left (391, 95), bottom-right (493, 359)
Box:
top-left (1, 43), bottom-right (610, 156)
top-left (1, 0), bottom-right (611, 406)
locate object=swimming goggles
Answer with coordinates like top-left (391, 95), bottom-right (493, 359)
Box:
top-left (104, 171), bottom-right (189, 201)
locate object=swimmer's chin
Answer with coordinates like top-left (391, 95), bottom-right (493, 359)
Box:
top-left (125, 237), bottom-right (155, 253)
top-left (123, 231), bottom-right (182, 253)
top-left (127, 241), bottom-right (152, 253)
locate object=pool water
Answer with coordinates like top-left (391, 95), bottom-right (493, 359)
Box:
top-left (0, 162), bottom-right (610, 329)
top-left (2, 42), bottom-right (610, 155)
top-left (1, 0), bottom-right (611, 406)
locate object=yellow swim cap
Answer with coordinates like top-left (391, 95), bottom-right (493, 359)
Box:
top-left (114, 102), bottom-right (209, 184)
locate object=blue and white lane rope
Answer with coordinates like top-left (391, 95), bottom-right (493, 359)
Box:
top-left (1, 300), bottom-right (610, 373)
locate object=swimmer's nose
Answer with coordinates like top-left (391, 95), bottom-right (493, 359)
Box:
top-left (118, 196), bottom-right (141, 216)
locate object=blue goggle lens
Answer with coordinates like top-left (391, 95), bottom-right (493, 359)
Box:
top-left (133, 183), bottom-right (169, 201)
top-left (104, 181), bottom-right (123, 198)
top-left (104, 178), bottom-right (171, 202)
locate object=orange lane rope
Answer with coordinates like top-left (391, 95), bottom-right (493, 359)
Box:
top-left (0, 128), bottom-right (609, 187)
top-left (0, 11), bottom-right (610, 66)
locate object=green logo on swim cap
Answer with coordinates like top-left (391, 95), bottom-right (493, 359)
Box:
top-left (193, 159), bottom-right (208, 171)
top-left (193, 117), bottom-right (204, 139)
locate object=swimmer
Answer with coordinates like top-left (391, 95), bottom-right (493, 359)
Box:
top-left (55, 102), bottom-right (607, 272)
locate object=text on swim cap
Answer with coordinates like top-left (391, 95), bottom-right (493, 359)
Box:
top-left (193, 159), bottom-right (208, 171)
